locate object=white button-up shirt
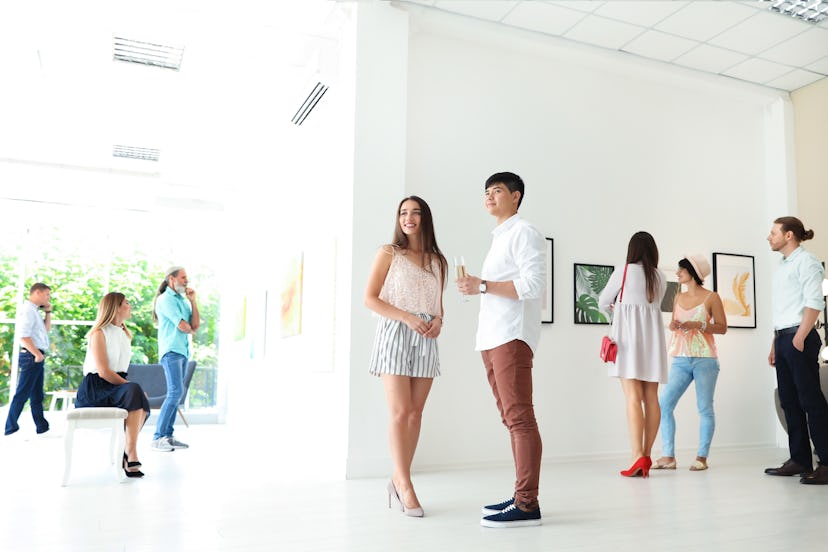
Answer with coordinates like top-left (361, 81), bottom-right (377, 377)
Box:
top-left (772, 246), bottom-right (825, 330)
top-left (19, 300), bottom-right (50, 350)
top-left (475, 214), bottom-right (546, 353)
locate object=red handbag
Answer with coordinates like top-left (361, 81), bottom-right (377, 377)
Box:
top-left (599, 264), bottom-right (627, 363)
top-left (599, 335), bottom-right (617, 363)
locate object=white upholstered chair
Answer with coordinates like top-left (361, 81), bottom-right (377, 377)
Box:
top-left (62, 407), bottom-right (128, 486)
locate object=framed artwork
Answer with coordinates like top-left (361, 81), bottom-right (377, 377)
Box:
top-left (712, 252), bottom-right (756, 329)
top-left (542, 238), bottom-right (554, 324)
top-left (574, 263), bottom-right (614, 324)
top-left (661, 280), bottom-right (679, 313)
top-left (281, 252), bottom-right (304, 337)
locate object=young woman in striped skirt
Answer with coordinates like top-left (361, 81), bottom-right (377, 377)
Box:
top-left (365, 195), bottom-right (447, 517)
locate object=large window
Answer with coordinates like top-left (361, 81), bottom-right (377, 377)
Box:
top-left (0, 203), bottom-right (220, 411)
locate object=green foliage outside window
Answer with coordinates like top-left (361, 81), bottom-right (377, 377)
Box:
top-left (0, 248), bottom-right (219, 410)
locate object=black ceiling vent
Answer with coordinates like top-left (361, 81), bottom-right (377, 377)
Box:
top-left (113, 36), bottom-right (185, 71)
top-left (291, 82), bottom-right (329, 126)
top-left (113, 145), bottom-right (161, 162)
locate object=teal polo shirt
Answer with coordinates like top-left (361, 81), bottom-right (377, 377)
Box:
top-left (155, 287), bottom-right (193, 357)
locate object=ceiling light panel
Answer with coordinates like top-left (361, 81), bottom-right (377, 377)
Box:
top-left (113, 36), bottom-right (185, 70)
top-left (113, 145), bottom-right (161, 161)
top-left (764, 0), bottom-right (828, 23)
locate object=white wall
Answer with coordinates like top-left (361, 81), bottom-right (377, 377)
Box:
top-left (218, 14), bottom-right (357, 479)
top-left (346, 7), bottom-right (795, 476)
top-left (346, 2), bottom-right (411, 478)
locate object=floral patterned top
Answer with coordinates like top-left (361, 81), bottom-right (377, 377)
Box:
top-left (668, 295), bottom-right (717, 358)
top-left (378, 247), bottom-right (443, 317)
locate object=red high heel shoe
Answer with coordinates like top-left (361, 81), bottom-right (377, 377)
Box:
top-left (620, 456), bottom-right (652, 478)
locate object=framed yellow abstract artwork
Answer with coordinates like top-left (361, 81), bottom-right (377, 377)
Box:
top-left (281, 252), bottom-right (304, 338)
top-left (712, 252), bottom-right (756, 329)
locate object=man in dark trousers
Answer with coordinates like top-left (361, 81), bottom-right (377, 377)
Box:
top-left (765, 216), bottom-right (828, 485)
top-left (5, 283), bottom-right (52, 436)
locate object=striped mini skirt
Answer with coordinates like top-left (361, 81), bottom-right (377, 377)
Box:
top-left (369, 313), bottom-right (440, 378)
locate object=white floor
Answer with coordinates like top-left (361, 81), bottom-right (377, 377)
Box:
top-left (1, 419), bottom-right (828, 552)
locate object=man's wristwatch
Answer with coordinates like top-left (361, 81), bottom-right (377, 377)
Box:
top-left (479, 280), bottom-right (487, 294)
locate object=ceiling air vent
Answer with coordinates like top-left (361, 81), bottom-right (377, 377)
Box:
top-left (113, 145), bottom-right (161, 162)
top-left (291, 82), bottom-right (328, 126)
top-left (113, 36), bottom-right (185, 71)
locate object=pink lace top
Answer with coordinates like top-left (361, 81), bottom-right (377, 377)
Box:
top-left (379, 247), bottom-right (443, 317)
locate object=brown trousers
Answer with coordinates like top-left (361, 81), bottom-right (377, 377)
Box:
top-left (481, 339), bottom-right (542, 508)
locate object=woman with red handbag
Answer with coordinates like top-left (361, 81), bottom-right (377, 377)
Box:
top-left (598, 231), bottom-right (668, 478)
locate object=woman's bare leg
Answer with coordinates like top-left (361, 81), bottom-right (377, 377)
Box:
top-left (382, 375), bottom-right (433, 509)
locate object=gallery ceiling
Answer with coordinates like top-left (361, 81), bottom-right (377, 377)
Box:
top-left (398, 0), bottom-right (828, 92)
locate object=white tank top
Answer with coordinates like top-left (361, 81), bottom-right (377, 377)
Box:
top-left (83, 324), bottom-right (132, 375)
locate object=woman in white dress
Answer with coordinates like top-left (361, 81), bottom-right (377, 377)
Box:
top-left (599, 231), bottom-right (668, 478)
top-left (365, 196), bottom-right (446, 517)
top-left (75, 292), bottom-right (150, 477)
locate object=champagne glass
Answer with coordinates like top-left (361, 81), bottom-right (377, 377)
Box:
top-left (454, 255), bottom-right (470, 302)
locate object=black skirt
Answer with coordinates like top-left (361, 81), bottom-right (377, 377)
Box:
top-left (76, 373), bottom-right (150, 414)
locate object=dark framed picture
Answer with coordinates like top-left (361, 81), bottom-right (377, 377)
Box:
top-left (542, 238), bottom-right (553, 324)
top-left (574, 263), bottom-right (614, 324)
top-left (712, 252), bottom-right (756, 329)
top-left (661, 277), bottom-right (679, 313)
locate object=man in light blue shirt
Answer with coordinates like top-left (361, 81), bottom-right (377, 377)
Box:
top-left (457, 172), bottom-right (546, 527)
top-left (151, 266), bottom-right (200, 452)
top-left (765, 216), bottom-right (828, 485)
top-left (5, 283), bottom-right (52, 436)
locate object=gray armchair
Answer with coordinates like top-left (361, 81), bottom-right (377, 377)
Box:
top-left (774, 363), bottom-right (828, 433)
top-left (127, 361), bottom-right (197, 427)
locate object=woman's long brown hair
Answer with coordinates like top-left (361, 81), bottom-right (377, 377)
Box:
top-left (626, 231), bottom-right (660, 303)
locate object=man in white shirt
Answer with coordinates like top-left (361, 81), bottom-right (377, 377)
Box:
top-left (457, 172), bottom-right (546, 526)
top-left (5, 283), bottom-right (52, 436)
top-left (765, 216), bottom-right (828, 485)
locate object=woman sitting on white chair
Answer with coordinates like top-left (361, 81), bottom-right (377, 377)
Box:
top-left (75, 292), bottom-right (150, 478)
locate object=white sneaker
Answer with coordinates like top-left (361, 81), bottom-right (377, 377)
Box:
top-left (168, 437), bottom-right (189, 450)
top-left (151, 437), bottom-right (174, 452)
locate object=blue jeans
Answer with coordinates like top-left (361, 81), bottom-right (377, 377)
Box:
top-left (154, 352), bottom-right (186, 440)
top-left (659, 357), bottom-right (720, 458)
top-left (5, 351), bottom-right (50, 435)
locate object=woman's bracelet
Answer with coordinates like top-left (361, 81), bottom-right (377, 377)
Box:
top-left (700, 320), bottom-right (707, 332)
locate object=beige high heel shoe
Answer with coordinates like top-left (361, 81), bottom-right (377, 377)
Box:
top-left (386, 480), bottom-right (403, 511)
top-left (400, 487), bottom-right (424, 518)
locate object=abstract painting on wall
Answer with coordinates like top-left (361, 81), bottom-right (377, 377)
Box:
top-left (281, 252), bottom-right (304, 337)
top-left (661, 280), bottom-right (679, 313)
top-left (712, 252), bottom-right (756, 328)
top-left (574, 263), bottom-right (614, 325)
top-left (542, 237), bottom-right (554, 324)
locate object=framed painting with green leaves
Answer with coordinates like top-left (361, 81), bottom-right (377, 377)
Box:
top-left (574, 263), bottom-right (614, 325)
